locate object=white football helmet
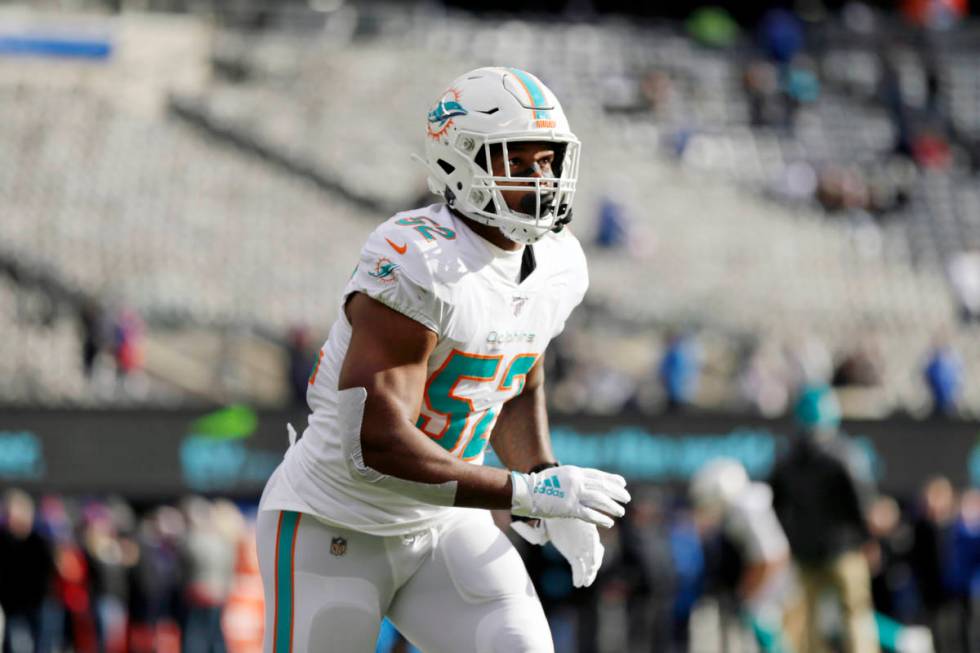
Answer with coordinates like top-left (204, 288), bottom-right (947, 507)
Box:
top-left (690, 458), bottom-right (750, 512)
top-left (416, 67), bottom-right (580, 244)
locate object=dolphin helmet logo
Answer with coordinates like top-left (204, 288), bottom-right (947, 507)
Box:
top-left (427, 88), bottom-right (466, 140)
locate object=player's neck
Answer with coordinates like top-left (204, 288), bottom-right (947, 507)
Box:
top-left (452, 210), bottom-right (523, 252)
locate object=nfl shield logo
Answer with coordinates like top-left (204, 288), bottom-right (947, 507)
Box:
top-left (512, 295), bottom-right (528, 316)
top-left (330, 537), bottom-right (347, 556)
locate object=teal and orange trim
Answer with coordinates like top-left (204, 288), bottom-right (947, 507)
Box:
top-left (508, 68), bottom-right (555, 128)
top-left (273, 511), bottom-right (302, 653)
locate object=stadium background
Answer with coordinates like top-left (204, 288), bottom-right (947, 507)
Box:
top-left (2, 0), bottom-right (980, 651)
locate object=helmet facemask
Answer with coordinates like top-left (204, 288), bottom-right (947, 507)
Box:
top-left (451, 132), bottom-right (580, 244)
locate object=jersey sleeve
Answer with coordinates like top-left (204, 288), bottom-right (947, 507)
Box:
top-left (345, 223), bottom-right (451, 335)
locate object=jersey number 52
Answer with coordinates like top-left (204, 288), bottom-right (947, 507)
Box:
top-left (416, 350), bottom-right (538, 461)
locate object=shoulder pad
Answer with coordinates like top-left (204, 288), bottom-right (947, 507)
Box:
top-left (369, 206), bottom-right (465, 289)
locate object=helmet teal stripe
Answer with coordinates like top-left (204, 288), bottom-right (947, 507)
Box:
top-left (509, 68), bottom-right (551, 120)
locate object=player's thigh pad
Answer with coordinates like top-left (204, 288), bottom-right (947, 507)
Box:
top-left (388, 510), bottom-right (552, 653)
top-left (256, 510), bottom-right (391, 653)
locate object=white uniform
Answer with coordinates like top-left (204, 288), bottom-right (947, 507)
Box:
top-left (725, 482), bottom-right (790, 567)
top-left (725, 482), bottom-right (794, 627)
top-left (257, 203), bottom-right (587, 652)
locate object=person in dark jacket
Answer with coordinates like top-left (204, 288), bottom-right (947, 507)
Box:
top-left (769, 384), bottom-right (879, 653)
top-left (0, 489), bottom-right (55, 653)
top-left (909, 476), bottom-right (963, 653)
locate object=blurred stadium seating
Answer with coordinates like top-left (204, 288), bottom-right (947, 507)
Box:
top-left (3, 2), bottom-right (980, 417)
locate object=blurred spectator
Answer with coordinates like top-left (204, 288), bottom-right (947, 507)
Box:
top-left (923, 338), bottom-right (963, 417)
top-left (866, 157), bottom-right (915, 217)
top-left (83, 500), bottom-right (134, 653)
top-left (910, 477), bottom-right (962, 653)
top-left (80, 300), bottom-right (107, 379)
top-left (879, 47), bottom-right (916, 157)
top-left (781, 54), bottom-right (820, 125)
top-left (112, 308), bottom-right (144, 380)
top-left (594, 197), bottom-right (630, 249)
top-left (0, 490), bottom-right (54, 653)
top-left (180, 498), bottom-right (237, 653)
top-left (639, 70), bottom-right (676, 119)
top-left (52, 514), bottom-right (99, 653)
top-left (685, 7), bottom-right (739, 49)
top-left (659, 331), bottom-right (701, 412)
top-left (867, 496), bottom-right (917, 621)
top-left (620, 489), bottom-right (678, 652)
top-left (947, 250), bottom-right (980, 323)
top-left (287, 326), bottom-right (315, 408)
top-left (912, 127), bottom-right (952, 171)
top-left (901, 0), bottom-right (968, 30)
top-left (817, 165), bottom-right (871, 214)
top-left (736, 338), bottom-right (792, 418)
top-left (785, 334), bottom-right (834, 390)
top-left (666, 511), bottom-right (704, 653)
top-left (833, 342), bottom-right (884, 388)
top-left (770, 385), bottom-right (880, 653)
top-left (128, 507), bottom-right (185, 653)
top-left (743, 59), bottom-right (784, 128)
top-left (948, 488), bottom-right (980, 651)
top-left (575, 524), bottom-right (628, 653)
top-left (758, 8), bottom-right (804, 65)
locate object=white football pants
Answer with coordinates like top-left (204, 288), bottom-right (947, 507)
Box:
top-left (256, 508), bottom-right (553, 653)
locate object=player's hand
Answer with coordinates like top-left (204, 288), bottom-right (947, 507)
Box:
top-left (511, 518), bottom-right (604, 588)
top-left (510, 465), bottom-right (630, 528)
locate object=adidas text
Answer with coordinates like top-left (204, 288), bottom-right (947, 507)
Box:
top-left (534, 486), bottom-right (565, 498)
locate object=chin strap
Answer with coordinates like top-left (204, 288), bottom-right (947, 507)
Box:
top-left (551, 207), bottom-right (573, 233)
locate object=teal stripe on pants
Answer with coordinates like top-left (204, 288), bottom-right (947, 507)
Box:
top-left (275, 511), bottom-right (301, 653)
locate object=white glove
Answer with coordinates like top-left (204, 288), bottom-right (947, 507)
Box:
top-left (510, 465), bottom-right (630, 528)
top-left (512, 518), bottom-right (604, 588)
top-left (896, 626), bottom-right (934, 653)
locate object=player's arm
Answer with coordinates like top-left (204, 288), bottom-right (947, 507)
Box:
top-left (488, 358), bottom-right (556, 473)
top-left (338, 292), bottom-right (513, 509)
top-left (337, 292), bottom-right (628, 526)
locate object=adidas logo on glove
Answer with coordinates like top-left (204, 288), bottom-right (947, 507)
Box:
top-left (533, 475), bottom-right (565, 498)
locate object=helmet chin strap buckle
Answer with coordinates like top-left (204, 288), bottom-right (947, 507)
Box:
top-left (552, 207), bottom-right (573, 233)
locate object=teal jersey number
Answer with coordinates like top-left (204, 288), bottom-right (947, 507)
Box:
top-left (417, 350), bottom-right (501, 458)
top-left (417, 350), bottom-right (539, 460)
top-left (395, 216), bottom-right (456, 241)
top-left (498, 354), bottom-right (539, 393)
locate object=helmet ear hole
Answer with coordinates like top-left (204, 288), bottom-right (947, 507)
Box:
top-left (473, 148), bottom-right (488, 173)
top-left (473, 143), bottom-right (503, 174)
top-left (437, 159), bottom-right (455, 175)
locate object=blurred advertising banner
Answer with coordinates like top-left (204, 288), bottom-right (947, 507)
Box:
top-left (0, 407), bottom-right (977, 498)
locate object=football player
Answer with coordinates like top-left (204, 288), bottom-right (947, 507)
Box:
top-left (690, 458), bottom-right (794, 651)
top-left (256, 67), bottom-right (630, 652)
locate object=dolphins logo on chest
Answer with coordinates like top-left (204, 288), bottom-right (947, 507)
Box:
top-left (330, 537), bottom-right (347, 556)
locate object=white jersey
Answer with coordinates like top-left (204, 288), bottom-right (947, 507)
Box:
top-left (260, 203), bottom-right (588, 535)
top-left (724, 482), bottom-right (791, 565)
